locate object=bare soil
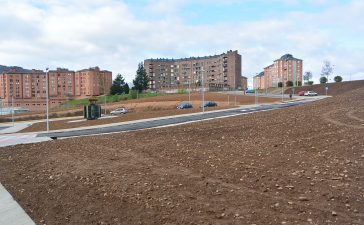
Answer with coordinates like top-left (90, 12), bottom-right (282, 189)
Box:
top-left (285, 80), bottom-right (364, 96)
top-left (0, 88), bottom-right (363, 225)
top-left (20, 93), bottom-right (280, 133)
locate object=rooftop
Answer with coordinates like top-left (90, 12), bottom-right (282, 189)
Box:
top-left (145, 50), bottom-right (239, 62)
top-left (274, 54), bottom-right (302, 61)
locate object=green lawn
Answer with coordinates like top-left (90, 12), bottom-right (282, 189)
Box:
top-left (59, 92), bottom-right (164, 109)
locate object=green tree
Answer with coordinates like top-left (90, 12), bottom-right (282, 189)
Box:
top-left (334, 76), bottom-right (343, 82)
top-left (308, 81), bottom-right (314, 85)
top-left (133, 62), bottom-right (149, 93)
top-left (320, 76), bottom-right (328, 84)
top-left (110, 74), bottom-right (126, 95)
top-left (123, 83), bottom-right (130, 94)
top-left (286, 80), bottom-right (293, 87)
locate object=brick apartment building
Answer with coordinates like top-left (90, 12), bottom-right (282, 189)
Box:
top-left (254, 54), bottom-right (303, 89)
top-left (0, 66), bottom-right (112, 111)
top-left (144, 50), bottom-right (246, 91)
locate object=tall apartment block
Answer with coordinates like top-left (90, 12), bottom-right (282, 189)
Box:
top-left (75, 67), bottom-right (112, 96)
top-left (254, 54), bottom-right (303, 89)
top-left (0, 66), bottom-right (112, 110)
top-left (144, 50), bottom-right (246, 91)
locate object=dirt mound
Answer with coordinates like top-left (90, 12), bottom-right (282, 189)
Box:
top-left (0, 87), bottom-right (363, 224)
top-left (285, 80), bottom-right (364, 96)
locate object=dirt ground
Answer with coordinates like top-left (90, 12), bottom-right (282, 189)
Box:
top-left (285, 80), bottom-right (364, 96)
top-left (0, 87), bottom-right (363, 225)
top-left (21, 93), bottom-right (280, 133)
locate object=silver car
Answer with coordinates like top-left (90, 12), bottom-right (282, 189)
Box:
top-left (304, 91), bottom-right (318, 96)
top-left (110, 108), bottom-right (128, 115)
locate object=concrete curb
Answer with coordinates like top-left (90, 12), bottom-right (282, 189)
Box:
top-left (0, 183), bottom-right (36, 225)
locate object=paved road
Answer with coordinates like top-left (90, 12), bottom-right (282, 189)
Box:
top-left (37, 99), bottom-right (310, 139)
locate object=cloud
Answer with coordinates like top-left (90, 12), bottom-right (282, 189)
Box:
top-left (0, 0), bottom-right (363, 86)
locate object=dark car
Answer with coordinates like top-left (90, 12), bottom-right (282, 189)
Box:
top-left (246, 89), bottom-right (255, 93)
top-left (200, 101), bottom-right (217, 108)
top-left (177, 103), bottom-right (193, 109)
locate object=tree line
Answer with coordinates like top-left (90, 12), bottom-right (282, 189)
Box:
top-left (109, 62), bottom-right (149, 95)
top-left (303, 61), bottom-right (343, 85)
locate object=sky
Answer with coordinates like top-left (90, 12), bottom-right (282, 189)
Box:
top-left (0, 0), bottom-right (363, 86)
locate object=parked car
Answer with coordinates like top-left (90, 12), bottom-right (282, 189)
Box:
top-left (246, 89), bottom-right (255, 93)
top-left (110, 108), bottom-right (128, 115)
top-left (177, 103), bottom-right (193, 109)
top-left (200, 101), bottom-right (218, 108)
top-left (304, 91), bottom-right (318, 96)
top-left (298, 91), bottom-right (305, 96)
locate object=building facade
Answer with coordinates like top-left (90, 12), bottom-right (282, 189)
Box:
top-left (144, 50), bottom-right (245, 91)
top-left (0, 66), bottom-right (112, 111)
top-left (253, 72), bottom-right (264, 89)
top-left (75, 67), bottom-right (112, 97)
top-left (254, 54), bottom-right (303, 89)
top-left (241, 76), bottom-right (248, 91)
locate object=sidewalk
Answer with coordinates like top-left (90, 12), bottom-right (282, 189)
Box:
top-left (0, 184), bottom-right (35, 225)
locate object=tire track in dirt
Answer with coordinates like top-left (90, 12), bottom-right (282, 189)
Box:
top-left (322, 109), bottom-right (364, 129)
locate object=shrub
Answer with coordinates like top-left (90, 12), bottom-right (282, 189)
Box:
top-left (130, 90), bottom-right (138, 99)
top-left (320, 77), bottom-right (328, 84)
top-left (286, 81), bottom-right (293, 87)
top-left (334, 76), bottom-right (343, 82)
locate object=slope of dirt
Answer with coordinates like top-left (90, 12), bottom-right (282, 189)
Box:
top-left (0, 88), bottom-right (363, 225)
top-left (285, 80), bottom-right (364, 96)
top-left (20, 94), bottom-right (279, 133)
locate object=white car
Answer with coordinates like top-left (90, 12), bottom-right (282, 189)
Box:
top-left (110, 108), bottom-right (128, 115)
top-left (304, 91), bottom-right (318, 96)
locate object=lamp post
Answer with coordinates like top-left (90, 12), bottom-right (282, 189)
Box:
top-left (201, 68), bottom-right (204, 113)
top-left (104, 78), bottom-right (107, 116)
top-left (188, 79), bottom-right (191, 103)
top-left (45, 68), bottom-right (49, 132)
top-left (11, 95), bottom-right (14, 126)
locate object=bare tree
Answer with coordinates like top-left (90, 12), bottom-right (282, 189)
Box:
top-left (303, 71), bottom-right (313, 84)
top-left (321, 61), bottom-right (333, 82)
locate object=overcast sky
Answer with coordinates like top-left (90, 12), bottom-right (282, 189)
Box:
top-left (0, 0), bottom-right (363, 85)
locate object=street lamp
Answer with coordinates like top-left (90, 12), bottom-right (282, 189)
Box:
top-left (11, 94), bottom-right (14, 126)
top-left (45, 68), bottom-right (49, 132)
top-left (201, 68), bottom-right (205, 113)
top-left (188, 79), bottom-right (191, 104)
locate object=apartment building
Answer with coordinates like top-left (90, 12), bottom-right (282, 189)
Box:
top-left (144, 50), bottom-right (245, 91)
top-left (75, 67), bottom-right (112, 97)
top-left (253, 72), bottom-right (264, 89)
top-left (254, 54), bottom-right (303, 89)
top-left (0, 66), bottom-right (112, 111)
top-left (241, 76), bottom-right (248, 91)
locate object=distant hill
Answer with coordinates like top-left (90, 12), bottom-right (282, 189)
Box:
top-left (285, 80), bottom-right (364, 96)
top-left (0, 65), bottom-right (32, 73)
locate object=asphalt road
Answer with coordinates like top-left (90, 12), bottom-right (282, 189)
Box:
top-left (36, 100), bottom-right (310, 139)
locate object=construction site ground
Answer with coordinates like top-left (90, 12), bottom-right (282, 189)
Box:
top-left (0, 85), bottom-right (363, 224)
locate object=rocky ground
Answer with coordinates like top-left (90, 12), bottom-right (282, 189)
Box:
top-left (20, 93), bottom-right (279, 133)
top-left (0, 87), bottom-right (363, 225)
